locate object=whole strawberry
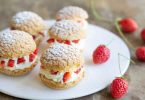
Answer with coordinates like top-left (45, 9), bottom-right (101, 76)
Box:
top-left (141, 29), bottom-right (145, 42)
top-left (93, 45), bottom-right (110, 64)
top-left (119, 18), bottom-right (138, 33)
top-left (135, 46), bottom-right (145, 61)
top-left (110, 77), bottom-right (128, 98)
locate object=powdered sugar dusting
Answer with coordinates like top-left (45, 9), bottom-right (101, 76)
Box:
top-left (41, 42), bottom-right (83, 67)
top-left (0, 30), bottom-right (32, 44)
top-left (0, 30), bottom-right (36, 58)
top-left (57, 6), bottom-right (88, 19)
top-left (49, 20), bottom-right (84, 40)
top-left (12, 11), bottom-right (42, 24)
top-left (10, 11), bottom-right (45, 35)
top-left (0, 30), bottom-right (17, 45)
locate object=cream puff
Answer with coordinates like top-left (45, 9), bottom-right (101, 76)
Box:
top-left (39, 43), bottom-right (84, 89)
top-left (47, 20), bottom-right (86, 51)
top-left (56, 6), bottom-right (88, 30)
top-left (10, 11), bottom-right (46, 46)
top-left (0, 30), bottom-right (38, 76)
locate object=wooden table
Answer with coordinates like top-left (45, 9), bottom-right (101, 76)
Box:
top-left (0, 0), bottom-right (145, 100)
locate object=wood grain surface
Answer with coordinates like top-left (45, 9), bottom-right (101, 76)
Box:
top-left (0, 0), bottom-right (145, 100)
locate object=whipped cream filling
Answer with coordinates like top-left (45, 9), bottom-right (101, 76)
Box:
top-left (40, 67), bottom-right (84, 84)
top-left (72, 39), bottom-right (85, 50)
top-left (47, 39), bottom-right (85, 50)
top-left (0, 55), bottom-right (37, 71)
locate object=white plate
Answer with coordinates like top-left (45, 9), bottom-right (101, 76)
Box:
top-left (0, 20), bottom-right (130, 100)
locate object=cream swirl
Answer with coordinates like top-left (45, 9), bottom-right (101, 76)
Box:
top-left (40, 67), bottom-right (84, 84)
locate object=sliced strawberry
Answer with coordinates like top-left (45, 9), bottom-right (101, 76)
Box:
top-left (72, 39), bottom-right (80, 43)
top-left (17, 57), bottom-right (25, 64)
top-left (64, 40), bottom-right (71, 45)
top-left (1, 61), bottom-right (5, 67)
top-left (57, 39), bottom-right (63, 43)
top-left (47, 38), bottom-right (55, 43)
top-left (63, 72), bottom-right (71, 83)
top-left (29, 54), bottom-right (36, 62)
top-left (74, 68), bottom-right (81, 74)
top-left (8, 59), bottom-right (15, 67)
top-left (38, 32), bottom-right (44, 36)
top-left (34, 48), bottom-right (38, 55)
top-left (50, 70), bottom-right (58, 75)
top-left (32, 35), bottom-right (36, 40)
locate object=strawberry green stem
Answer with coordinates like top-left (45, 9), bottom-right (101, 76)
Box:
top-left (90, 0), bottom-right (102, 21)
top-left (115, 19), bottom-right (135, 51)
top-left (90, 0), bottom-right (112, 24)
top-left (106, 37), bottom-right (114, 46)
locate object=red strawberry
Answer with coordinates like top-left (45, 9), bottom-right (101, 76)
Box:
top-left (38, 32), bottom-right (44, 36)
top-left (110, 77), bottom-right (128, 98)
top-left (47, 38), bottom-right (55, 43)
top-left (50, 70), bottom-right (58, 75)
top-left (64, 40), bottom-right (71, 45)
top-left (17, 57), bottom-right (25, 64)
top-left (63, 72), bottom-right (71, 83)
top-left (34, 48), bottom-right (38, 55)
top-left (74, 68), bottom-right (81, 74)
top-left (93, 45), bottom-right (110, 64)
top-left (32, 35), bottom-right (36, 40)
top-left (141, 29), bottom-right (145, 42)
top-left (72, 40), bottom-right (80, 43)
top-left (8, 59), bottom-right (15, 67)
top-left (29, 54), bottom-right (36, 62)
top-left (57, 39), bottom-right (63, 43)
top-left (118, 18), bottom-right (138, 33)
top-left (1, 61), bottom-right (5, 67)
top-left (135, 46), bottom-right (145, 61)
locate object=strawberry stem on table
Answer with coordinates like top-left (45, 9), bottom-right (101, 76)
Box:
top-left (90, 0), bottom-right (111, 22)
top-left (90, 0), bottom-right (102, 20)
top-left (115, 19), bottom-right (135, 51)
top-left (118, 53), bottom-right (123, 76)
top-left (118, 53), bottom-right (135, 64)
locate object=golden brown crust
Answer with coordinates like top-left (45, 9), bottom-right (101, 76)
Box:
top-left (0, 30), bottom-right (36, 58)
top-left (40, 65), bottom-right (82, 73)
top-left (0, 60), bottom-right (38, 76)
top-left (39, 71), bottom-right (84, 89)
top-left (40, 43), bottom-right (84, 71)
top-left (10, 11), bottom-right (46, 35)
top-left (49, 20), bottom-right (86, 40)
top-left (56, 6), bottom-right (88, 20)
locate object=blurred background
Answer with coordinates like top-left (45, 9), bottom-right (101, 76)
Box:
top-left (0, 0), bottom-right (145, 100)
top-left (1, 0), bottom-right (145, 30)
